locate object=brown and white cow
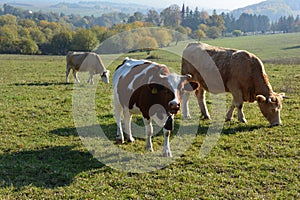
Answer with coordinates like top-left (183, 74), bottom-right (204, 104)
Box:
top-left (181, 42), bottom-right (286, 126)
top-left (66, 51), bottom-right (110, 84)
top-left (113, 58), bottom-right (199, 157)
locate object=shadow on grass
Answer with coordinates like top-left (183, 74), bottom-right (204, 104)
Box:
top-left (282, 45), bottom-right (300, 50)
top-left (50, 117), bottom-right (263, 142)
top-left (0, 146), bottom-right (104, 189)
top-left (221, 124), bottom-right (263, 135)
top-left (14, 82), bottom-right (71, 86)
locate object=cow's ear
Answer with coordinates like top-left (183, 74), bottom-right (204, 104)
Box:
top-left (279, 92), bottom-right (290, 99)
top-left (256, 95), bottom-right (266, 103)
top-left (183, 81), bottom-right (199, 91)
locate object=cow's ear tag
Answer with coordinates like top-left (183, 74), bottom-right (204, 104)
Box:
top-left (151, 87), bottom-right (158, 94)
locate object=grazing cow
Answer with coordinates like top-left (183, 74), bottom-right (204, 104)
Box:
top-left (66, 51), bottom-right (110, 84)
top-left (181, 42), bottom-right (286, 126)
top-left (113, 58), bottom-right (199, 157)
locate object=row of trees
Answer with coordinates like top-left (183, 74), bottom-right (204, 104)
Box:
top-left (0, 13), bottom-right (181, 54)
top-left (1, 4), bottom-right (300, 55)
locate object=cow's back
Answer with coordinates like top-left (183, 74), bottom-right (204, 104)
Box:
top-left (66, 52), bottom-right (90, 71)
top-left (182, 43), bottom-right (231, 93)
top-left (182, 42), bottom-right (270, 102)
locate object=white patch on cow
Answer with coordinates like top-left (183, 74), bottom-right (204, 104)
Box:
top-left (166, 73), bottom-right (182, 104)
top-left (127, 63), bottom-right (156, 90)
top-left (113, 58), bottom-right (147, 89)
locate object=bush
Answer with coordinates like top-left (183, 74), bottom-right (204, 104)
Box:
top-left (232, 30), bottom-right (242, 37)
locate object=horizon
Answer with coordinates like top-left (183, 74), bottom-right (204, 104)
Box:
top-left (75, 0), bottom-right (266, 10)
top-left (1, 0), bottom-right (266, 10)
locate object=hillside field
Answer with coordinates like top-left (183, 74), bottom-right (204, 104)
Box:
top-left (0, 33), bottom-right (299, 199)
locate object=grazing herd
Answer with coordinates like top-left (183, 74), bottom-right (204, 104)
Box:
top-left (66, 42), bottom-right (286, 157)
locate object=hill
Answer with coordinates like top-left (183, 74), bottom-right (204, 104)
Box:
top-left (231, 0), bottom-right (300, 21)
top-left (0, 0), bottom-right (155, 16)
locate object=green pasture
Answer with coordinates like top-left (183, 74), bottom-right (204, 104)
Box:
top-left (168, 32), bottom-right (300, 63)
top-left (0, 33), bottom-right (299, 199)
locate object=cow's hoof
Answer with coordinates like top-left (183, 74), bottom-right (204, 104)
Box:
top-left (238, 118), bottom-right (248, 124)
top-left (183, 115), bottom-right (191, 119)
top-left (127, 137), bottom-right (135, 143)
top-left (116, 136), bottom-right (124, 144)
top-left (225, 118), bottom-right (233, 122)
top-left (146, 147), bottom-right (154, 152)
top-left (163, 150), bottom-right (172, 157)
top-left (203, 115), bottom-right (211, 120)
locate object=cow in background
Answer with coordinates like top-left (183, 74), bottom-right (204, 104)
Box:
top-left (113, 58), bottom-right (199, 157)
top-left (181, 42), bottom-right (286, 126)
top-left (66, 51), bottom-right (110, 84)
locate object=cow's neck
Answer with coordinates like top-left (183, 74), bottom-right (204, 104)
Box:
top-left (254, 72), bottom-right (273, 97)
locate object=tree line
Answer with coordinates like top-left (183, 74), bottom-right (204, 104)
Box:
top-left (0, 4), bottom-right (300, 55)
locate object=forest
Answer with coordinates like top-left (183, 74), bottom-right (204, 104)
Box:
top-left (0, 3), bottom-right (300, 55)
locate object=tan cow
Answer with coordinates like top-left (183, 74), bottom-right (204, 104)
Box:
top-left (66, 51), bottom-right (109, 84)
top-left (181, 42), bottom-right (286, 126)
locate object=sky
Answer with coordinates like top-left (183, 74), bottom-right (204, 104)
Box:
top-left (139, 0), bottom-right (265, 10)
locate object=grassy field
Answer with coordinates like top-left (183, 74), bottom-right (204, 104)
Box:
top-left (0, 33), bottom-right (299, 199)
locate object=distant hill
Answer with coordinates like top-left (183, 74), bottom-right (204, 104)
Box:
top-left (50, 1), bottom-right (155, 15)
top-left (231, 0), bottom-right (300, 21)
top-left (0, 0), bottom-right (156, 16)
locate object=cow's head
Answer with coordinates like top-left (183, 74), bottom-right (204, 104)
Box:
top-left (149, 73), bottom-right (199, 115)
top-left (256, 93), bottom-right (286, 126)
top-left (101, 70), bottom-right (110, 84)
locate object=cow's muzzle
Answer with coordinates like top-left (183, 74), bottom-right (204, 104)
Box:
top-left (169, 101), bottom-right (180, 114)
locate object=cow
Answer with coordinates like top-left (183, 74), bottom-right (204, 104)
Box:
top-left (66, 51), bottom-right (110, 84)
top-left (113, 58), bottom-right (199, 157)
top-left (181, 42), bottom-right (286, 126)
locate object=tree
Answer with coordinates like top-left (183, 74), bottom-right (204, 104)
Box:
top-left (51, 31), bottom-right (73, 55)
top-left (0, 25), bottom-right (18, 40)
top-left (128, 12), bottom-right (144, 23)
top-left (29, 28), bottom-right (47, 44)
top-left (207, 10), bottom-right (225, 33)
top-left (221, 13), bottom-right (236, 33)
top-left (17, 38), bottom-right (39, 54)
top-left (160, 5), bottom-right (181, 27)
top-left (174, 26), bottom-right (188, 45)
top-left (146, 9), bottom-right (161, 25)
top-left (206, 26), bottom-right (221, 39)
top-left (232, 30), bottom-right (242, 37)
top-left (194, 29), bottom-right (206, 41)
top-left (0, 14), bottom-right (17, 26)
top-left (257, 15), bottom-right (270, 33)
top-left (153, 29), bottom-right (172, 47)
top-left (71, 29), bottom-right (98, 51)
top-left (136, 36), bottom-right (158, 50)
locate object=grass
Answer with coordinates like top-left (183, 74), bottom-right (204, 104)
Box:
top-left (169, 32), bottom-right (300, 63)
top-left (0, 33), bottom-right (299, 199)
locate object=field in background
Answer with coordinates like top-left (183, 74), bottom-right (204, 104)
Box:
top-left (167, 32), bottom-right (300, 63)
top-left (0, 33), bottom-right (299, 199)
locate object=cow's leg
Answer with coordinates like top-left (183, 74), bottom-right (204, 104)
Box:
top-left (143, 118), bottom-right (153, 152)
top-left (237, 102), bottom-right (247, 123)
top-left (114, 103), bottom-right (124, 143)
top-left (88, 73), bottom-right (94, 84)
top-left (226, 100), bottom-right (235, 121)
top-left (66, 66), bottom-right (71, 83)
top-left (123, 109), bottom-right (135, 143)
top-left (230, 93), bottom-right (247, 123)
top-left (73, 70), bottom-right (80, 83)
top-left (182, 91), bottom-right (191, 119)
top-left (163, 128), bottom-right (172, 157)
top-left (195, 88), bottom-right (211, 119)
